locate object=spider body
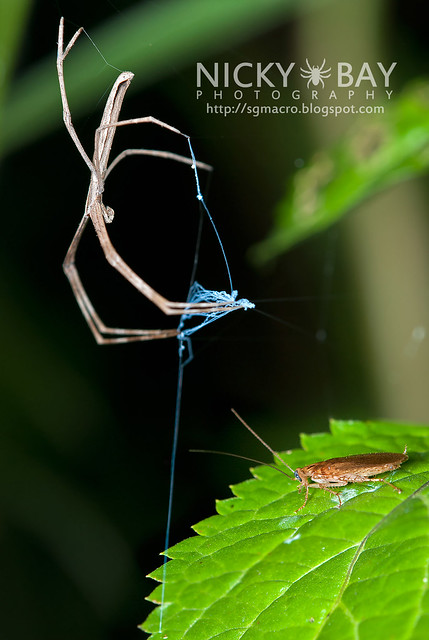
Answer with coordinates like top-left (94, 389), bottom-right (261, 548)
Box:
top-left (57, 19), bottom-right (251, 344)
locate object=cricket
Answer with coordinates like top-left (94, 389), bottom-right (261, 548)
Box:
top-left (226, 410), bottom-right (408, 512)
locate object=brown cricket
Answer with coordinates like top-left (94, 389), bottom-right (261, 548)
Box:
top-left (229, 410), bottom-right (408, 511)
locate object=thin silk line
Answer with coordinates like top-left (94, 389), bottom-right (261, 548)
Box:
top-left (159, 349), bottom-right (185, 633)
top-left (187, 137), bottom-right (234, 295)
top-left (158, 137), bottom-right (254, 634)
top-left (188, 200), bottom-right (205, 294)
top-left (159, 149), bottom-right (214, 634)
top-left (82, 27), bottom-right (122, 73)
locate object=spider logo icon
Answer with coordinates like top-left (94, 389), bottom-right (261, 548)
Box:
top-left (300, 59), bottom-right (331, 88)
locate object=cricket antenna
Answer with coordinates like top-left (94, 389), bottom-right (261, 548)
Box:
top-left (231, 409), bottom-right (294, 476)
top-left (189, 449), bottom-right (293, 479)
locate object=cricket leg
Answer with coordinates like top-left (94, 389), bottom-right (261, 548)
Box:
top-left (295, 480), bottom-right (348, 511)
top-left (364, 477), bottom-right (402, 493)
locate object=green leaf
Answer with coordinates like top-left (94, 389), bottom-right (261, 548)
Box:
top-left (142, 420), bottom-right (429, 639)
top-left (251, 81), bottom-right (429, 264)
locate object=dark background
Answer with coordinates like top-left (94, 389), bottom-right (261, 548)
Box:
top-left (1, 1), bottom-right (428, 638)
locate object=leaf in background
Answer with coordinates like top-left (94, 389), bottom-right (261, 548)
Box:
top-left (143, 420), bottom-right (429, 639)
top-left (251, 81), bottom-right (429, 264)
top-left (0, 0), bottom-right (304, 155)
top-left (0, 0), bottom-right (32, 106)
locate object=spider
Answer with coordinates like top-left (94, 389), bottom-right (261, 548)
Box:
top-left (57, 18), bottom-right (250, 344)
top-left (300, 58), bottom-right (331, 88)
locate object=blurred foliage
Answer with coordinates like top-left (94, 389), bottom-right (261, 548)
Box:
top-left (0, 0), bottom-right (303, 154)
top-left (0, 0), bottom-right (32, 104)
top-left (251, 80), bottom-right (429, 263)
top-left (144, 420), bottom-right (429, 639)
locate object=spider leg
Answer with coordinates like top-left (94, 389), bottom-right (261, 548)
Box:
top-left (106, 148), bottom-right (212, 179)
top-left (57, 19), bottom-right (95, 175)
top-left (63, 211), bottom-right (178, 344)
top-left (88, 196), bottom-right (236, 316)
top-left (91, 117), bottom-right (246, 316)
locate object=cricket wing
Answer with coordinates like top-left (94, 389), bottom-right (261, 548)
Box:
top-left (305, 452), bottom-right (408, 482)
